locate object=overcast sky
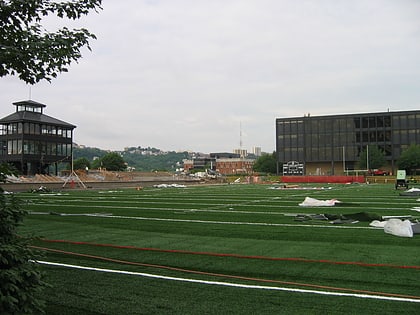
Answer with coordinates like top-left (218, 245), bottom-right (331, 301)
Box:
top-left (1, 0), bottom-right (420, 153)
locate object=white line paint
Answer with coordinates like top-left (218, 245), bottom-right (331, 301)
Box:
top-left (29, 211), bottom-right (380, 229)
top-left (87, 214), bottom-right (379, 230)
top-left (28, 200), bottom-right (412, 212)
top-left (35, 260), bottom-right (420, 303)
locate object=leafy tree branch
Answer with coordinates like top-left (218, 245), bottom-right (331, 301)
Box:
top-left (0, 0), bottom-right (102, 84)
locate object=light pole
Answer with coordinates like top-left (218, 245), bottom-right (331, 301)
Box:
top-left (366, 145), bottom-right (369, 171)
top-left (342, 146), bottom-right (345, 174)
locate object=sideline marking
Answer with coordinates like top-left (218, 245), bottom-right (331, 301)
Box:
top-left (36, 240), bottom-right (420, 270)
top-left (35, 260), bottom-right (420, 303)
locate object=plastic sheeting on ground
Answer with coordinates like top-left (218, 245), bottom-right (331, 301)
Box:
top-left (407, 188), bottom-right (420, 192)
top-left (370, 219), bottom-right (420, 238)
top-left (412, 223), bottom-right (420, 234)
top-left (295, 212), bottom-right (382, 224)
top-left (369, 220), bottom-right (387, 228)
top-left (153, 183), bottom-right (186, 188)
top-left (299, 197), bottom-right (341, 207)
top-left (399, 187), bottom-right (420, 196)
top-left (384, 219), bottom-right (413, 238)
top-left (269, 185), bottom-right (332, 190)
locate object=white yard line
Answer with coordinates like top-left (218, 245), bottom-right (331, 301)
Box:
top-left (98, 214), bottom-right (379, 229)
top-left (35, 260), bottom-right (420, 303)
top-left (27, 202), bottom-right (415, 215)
top-left (29, 211), bottom-right (378, 230)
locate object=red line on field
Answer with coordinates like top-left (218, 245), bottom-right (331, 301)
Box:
top-left (30, 245), bottom-right (420, 301)
top-left (38, 238), bottom-right (420, 270)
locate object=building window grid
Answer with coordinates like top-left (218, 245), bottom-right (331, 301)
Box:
top-left (278, 113), bottom-right (402, 164)
top-left (277, 111), bottom-right (420, 175)
top-left (355, 115), bottom-right (393, 158)
top-left (0, 122), bottom-right (72, 138)
top-left (4, 140), bottom-right (71, 157)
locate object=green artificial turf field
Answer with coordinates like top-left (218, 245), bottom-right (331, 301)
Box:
top-left (17, 183), bottom-right (420, 314)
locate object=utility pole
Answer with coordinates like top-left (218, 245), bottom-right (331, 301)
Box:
top-left (366, 145), bottom-right (369, 171)
top-left (239, 121), bottom-right (243, 150)
top-left (342, 146), bottom-right (345, 174)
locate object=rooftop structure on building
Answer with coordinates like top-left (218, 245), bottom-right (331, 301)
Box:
top-left (210, 152), bottom-right (240, 159)
top-left (233, 148), bottom-right (247, 158)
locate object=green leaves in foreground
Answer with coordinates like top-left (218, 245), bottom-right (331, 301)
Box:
top-left (0, 192), bottom-right (46, 314)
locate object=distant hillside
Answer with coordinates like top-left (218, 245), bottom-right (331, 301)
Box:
top-left (73, 146), bottom-right (190, 172)
top-left (73, 146), bottom-right (108, 161)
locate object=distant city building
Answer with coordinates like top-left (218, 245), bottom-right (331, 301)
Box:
top-left (210, 152), bottom-right (240, 159)
top-left (215, 158), bottom-right (254, 175)
top-left (183, 152), bottom-right (255, 175)
top-left (233, 148), bottom-right (247, 158)
top-left (0, 100), bottom-right (76, 175)
top-left (182, 154), bottom-right (213, 172)
top-left (252, 146), bottom-right (262, 157)
top-left (181, 159), bottom-right (193, 172)
top-left (276, 110), bottom-right (420, 175)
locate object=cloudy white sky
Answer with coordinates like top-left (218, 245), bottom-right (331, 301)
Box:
top-left (1, 0), bottom-right (420, 153)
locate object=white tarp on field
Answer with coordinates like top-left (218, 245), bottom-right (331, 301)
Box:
top-left (299, 197), bottom-right (341, 207)
top-left (370, 219), bottom-right (420, 237)
top-left (153, 183), bottom-right (186, 188)
top-left (369, 220), bottom-right (387, 228)
top-left (383, 219), bottom-right (413, 238)
top-left (406, 188), bottom-right (420, 192)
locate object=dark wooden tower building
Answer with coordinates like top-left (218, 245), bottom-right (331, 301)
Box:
top-left (0, 100), bottom-right (76, 175)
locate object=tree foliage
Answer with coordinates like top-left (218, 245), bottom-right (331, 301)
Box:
top-left (73, 146), bottom-right (106, 162)
top-left (358, 146), bottom-right (386, 170)
top-left (398, 144), bottom-right (420, 175)
top-left (74, 146), bottom-right (190, 172)
top-left (94, 152), bottom-right (127, 171)
top-left (0, 162), bottom-right (18, 183)
top-left (72, 157), bottom-right (90, 171)
top-left (0, 192), bottom-right (46, 314)
top-left (122, 151), bottom-right (189, 171)
top-left (0, 0), bottom-right (102, 84)
top-left (252, 152), bottom-right (277, 174)
top-left (1, 164), bottom-right (46, 314)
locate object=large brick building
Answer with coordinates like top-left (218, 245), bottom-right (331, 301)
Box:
top-left (215, 158), bottom-right (254, 175)
top-left (183, 152), bottom-right (255, 175)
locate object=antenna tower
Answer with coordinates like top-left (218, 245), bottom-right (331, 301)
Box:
top-left (239, 121), bottom-right (243, 149)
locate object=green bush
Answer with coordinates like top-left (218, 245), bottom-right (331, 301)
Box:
top-left (0, 191), bottom-right (46, 314)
